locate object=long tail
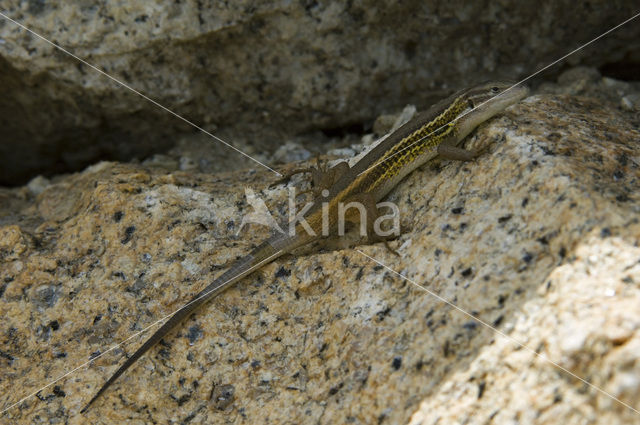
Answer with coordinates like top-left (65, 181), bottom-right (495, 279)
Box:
top-left (81, 241), bottom-right (282, 413)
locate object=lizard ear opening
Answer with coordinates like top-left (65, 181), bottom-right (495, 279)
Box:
top-left (467, 99), bottom-right (475, 109)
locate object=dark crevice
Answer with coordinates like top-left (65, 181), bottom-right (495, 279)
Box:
top-left (320, 121), bottom-right (368, 139)
top-left (599, 59), bottom-right (640, 81)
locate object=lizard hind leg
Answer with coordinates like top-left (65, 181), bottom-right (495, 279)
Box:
top-left (312, 160), bottom-right (350, 195)
top-left (270, 156), bottom-right (327, 188)
top-left (294, 160), bottom-right (351, 207)
top-left (271, 159), bottom-right (352, 212)
top-left (269, 166), bottom-right (314, 188)
top-left (271, 158), bottom-right (349, 195)
top-left (340, 192), bottom-right (400, 256)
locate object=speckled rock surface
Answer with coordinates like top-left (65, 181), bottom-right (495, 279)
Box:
top-left (409, 235), bottom-right (640, 425)
top-left (1, 72), bottom-right (640, 423)
top-left (1, 1), bottom-right (639, 185)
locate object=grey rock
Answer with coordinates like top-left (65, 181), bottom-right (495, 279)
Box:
top-left (0, 1), bottom-right (638, 185)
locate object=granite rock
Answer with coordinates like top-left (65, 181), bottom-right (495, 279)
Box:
top-left (1, 1), bottom-right (639, 184)
top-left (1, 72), bottom-right (640, 424)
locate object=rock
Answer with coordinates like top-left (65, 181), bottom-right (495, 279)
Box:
top-left (539, 66), bottom-right (640, 121)
top-left (1, 72), bottom-right (640, 424)
top-left (271, 141), bottom-right (312, 164)
top-left (0, 2), bottom-right (639, 185)
top-left (26, 175), bottom-right (50, 196)
top-left (409, 234), bottom-right (640, 425)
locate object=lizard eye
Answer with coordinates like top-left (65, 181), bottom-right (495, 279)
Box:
top-left (491, 86), bottom-right (500, 94)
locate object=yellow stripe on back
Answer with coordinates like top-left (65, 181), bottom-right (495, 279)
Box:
top-left (360, 95), bottom-right (469, 192)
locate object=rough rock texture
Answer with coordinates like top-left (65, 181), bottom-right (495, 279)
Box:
top-left (409, 235), bottom-right (640, 425)
top-left (1, 1), bottom-right (640, 185)
top-left (1, 69), bottom-right (640, 424)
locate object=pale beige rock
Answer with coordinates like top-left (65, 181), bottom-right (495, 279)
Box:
top-left (1, 75), bottom-right (640, 424)
top-left (409, 234), bottom-right (640, 425)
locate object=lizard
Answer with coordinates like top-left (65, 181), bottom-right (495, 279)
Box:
top-left (81, 81), bottom-right (529, 413)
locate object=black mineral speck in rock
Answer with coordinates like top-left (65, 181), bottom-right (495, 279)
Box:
top-left (391, 356), bottom-right (402, 370)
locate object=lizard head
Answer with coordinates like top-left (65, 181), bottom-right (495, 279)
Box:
top-left (452, 81), bottom-right (529, 141)
top-left (463, 81), bottom-right (529, 110)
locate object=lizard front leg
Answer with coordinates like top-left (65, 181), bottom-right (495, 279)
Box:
top-left (437, 137), bottom-right (490, 161)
